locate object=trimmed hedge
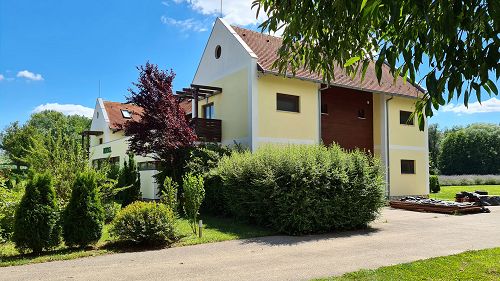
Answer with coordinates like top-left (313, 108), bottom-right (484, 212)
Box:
top-left (214, 145), bottom-right (385, 235)
top-left (110, 202), bottom-right (176, 245)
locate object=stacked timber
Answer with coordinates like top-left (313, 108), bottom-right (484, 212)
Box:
top-left (389, 197), bottom-right (489, 214)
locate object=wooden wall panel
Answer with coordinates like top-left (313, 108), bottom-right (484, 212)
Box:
top-left (321, 87), bottom-right (373, 153)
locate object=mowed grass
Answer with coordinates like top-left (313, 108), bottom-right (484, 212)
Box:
top-left (0, 215), bottom-right (273, 267)
top-left (315, 248), bottom-right (500, 281)
top-left (430, 185), bottom-right (500, 201)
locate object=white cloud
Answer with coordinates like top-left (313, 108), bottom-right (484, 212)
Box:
top-left (17, 70), bottom-right (44, 81)
top-left (0, 74), bottom-right (4, 81)
top-left (33, 103), bottom-right (93, 118)
top-left (442, 97), bottom-right (500, 114)
top-left (171, 0), bottom-right (267, 27)
top-left (161, 16), bottom-right (208, 32)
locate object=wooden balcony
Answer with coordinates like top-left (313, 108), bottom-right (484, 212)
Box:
top-left (191, 118), bottom-right (222, 142)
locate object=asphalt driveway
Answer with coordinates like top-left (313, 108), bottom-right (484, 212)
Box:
top-left (2, 207), bottom-right (500, 281)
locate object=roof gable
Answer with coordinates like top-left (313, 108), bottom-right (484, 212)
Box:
top-left (231, 26), bottom-right (424, 97)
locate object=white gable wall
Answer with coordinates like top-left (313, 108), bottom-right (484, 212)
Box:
top-left (193, 18), bottom-right (256, 85)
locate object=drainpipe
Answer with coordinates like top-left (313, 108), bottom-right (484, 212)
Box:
top-left (385, 95), bottom-right (394, 199)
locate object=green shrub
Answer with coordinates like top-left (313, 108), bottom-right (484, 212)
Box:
top-left (182, 173), bottom-right (205, 234)
top-left (103, 201), bottom-right (122, 223)
top-left (429, 175), bottom-right (440, 193)
top-left (161, 176), bottom-right (178, 211)
top-left (116, 154), bottom-right (141, 206)
top-left (62, 170), bottom-right (105, 247)
top-left (215, 145), bottom-right (385, 235)
top-left (0, 182), bottom-right (24, 241)
top-left (12, 173), bottom-right (61, 254)
top-left (110, 201), bottom-right (176, 245)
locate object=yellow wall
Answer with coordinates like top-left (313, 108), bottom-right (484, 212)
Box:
top-left (197, 68), bottom-right (249, 144)
top-left (256, 74), bottom-right (319, 144)
top-left (387, 96), bottom-right (428, 196)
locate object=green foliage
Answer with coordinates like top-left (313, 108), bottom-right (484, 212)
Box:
top-left (161, 176), bottom-right (178, 211)
top-left (429, 175), bottom-right (440, 193)
top-left (62, 170), bottom-right (105, 247)
top-left (428, 124), bottom-right (442, 174)
top-left (182, 173), bottom-right (205, 234)
top-left (102, 201), bottom-right (122, 224)
top-left (215, 145), bottom-right (385, 235)
top-left (0, 180), bottom-right (24, 242)
top-left (254, 0), bottom-right (499, 129)
top-left (185, 144), bottom-right (233, 215)
top-left (0, 111), bottom-right (91, 204)
top-left (438, 124), bottom-right (500, 175)
top-left (110, 201), bottom-right (176, 245)
top-left (12, 173), bottom-right (61, 254)
top-left (116, 154), bottom-right (141, 206)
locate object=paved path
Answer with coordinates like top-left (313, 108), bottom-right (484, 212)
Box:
top-left (2, 207), bottom-right (500, 281)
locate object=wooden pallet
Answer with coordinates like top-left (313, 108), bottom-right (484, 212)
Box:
top-left (389, 201), bottom-right (485, 214)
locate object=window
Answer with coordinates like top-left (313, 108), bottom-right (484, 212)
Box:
top-left (99, 138), bottom-right (103, 145)
top-left (215, 45), bottom-right (222, 59)
top-left (277, 93), bottom-right (300, 112)
top-left (121, 109), bottom-right (132, 119)
top-left (138, 161), bottom-right (160, 171)
top-left (401, 160), bottom-right (415, 174)
top-left (92, 156), bottom-right (119, 170)
top-left (321, 103), bottom-right (328, 115)
top-left (203, 103), bottom-right (215, 119)
top-left (97, 112), bottom-right (99, 119)
top-left (400, 110), bottom-right (414, 125)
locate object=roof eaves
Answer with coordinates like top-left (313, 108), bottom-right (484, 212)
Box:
top-left (260, 69), bottom-right (419, 99)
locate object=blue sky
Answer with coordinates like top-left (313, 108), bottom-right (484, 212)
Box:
top-left (0, 0), bottom-right (499, 131)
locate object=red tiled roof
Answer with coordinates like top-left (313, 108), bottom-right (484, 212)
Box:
top-left (232, 26), bottom-right (424, 97)
top-left (104, 100), bottom-right (192, 130)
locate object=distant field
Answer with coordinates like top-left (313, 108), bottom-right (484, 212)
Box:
top-left (431, 185), bottom-right (500, 201)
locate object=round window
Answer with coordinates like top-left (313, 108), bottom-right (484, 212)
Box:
top-left (215, 45), bottom-right (222, 59)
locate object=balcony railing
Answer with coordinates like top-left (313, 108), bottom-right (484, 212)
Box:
top-left (191, 118), bottom-right (222, 142)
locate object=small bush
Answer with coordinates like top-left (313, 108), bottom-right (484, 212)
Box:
top-left (103, 201), bottom-right (122, 223)
top-left (110, 202), bottom-right (176, 245)
top-left (182, 173), bottom-right (205, 234)
top-left (429, 175), bottom-right (440, 193)
top-left (215, 145), bottom-right (385, 235)
top-left (0, 182), bottom-right (24, 241)
top-left (12, 173), bottom-right (61, 254)
top-left (63, 170), bottom-right (105, 247)
top-left (161, 176), bottom-right (178, 211)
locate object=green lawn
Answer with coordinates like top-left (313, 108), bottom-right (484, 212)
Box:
top-left (0, 215), bottom-right (273, 267)
top-left (430, 185), bottom-right (500, 201)
top-left (315, 248), bottom-right (500, 281)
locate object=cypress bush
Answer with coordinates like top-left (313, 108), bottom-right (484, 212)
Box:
top-left (63, 170), bottom-right (105, 247)
top-left (116, 154), bottom-right (141, 207)
top-left (215, 145), bottom-right (385, 235)
top-left (429, 175), bottom-right (440, 193)
top-left (110, 201), bottom-right (176, 245)
top-left (12, 173), bottom-right (61, 254)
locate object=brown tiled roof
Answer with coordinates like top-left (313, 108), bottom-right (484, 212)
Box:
top-left (232, 26), bottom-right (424, 97)
top-left (104, 100), bottom-right (192, 130)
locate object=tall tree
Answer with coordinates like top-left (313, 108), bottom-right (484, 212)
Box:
top-left (438, 123), bottom-right (500, 175)
top-left (428, 124), bottom-right (442, 174)
top-left (124, 62), bottom-right (196, 182)
top-left (254, 0), bottom-right (499, 129)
